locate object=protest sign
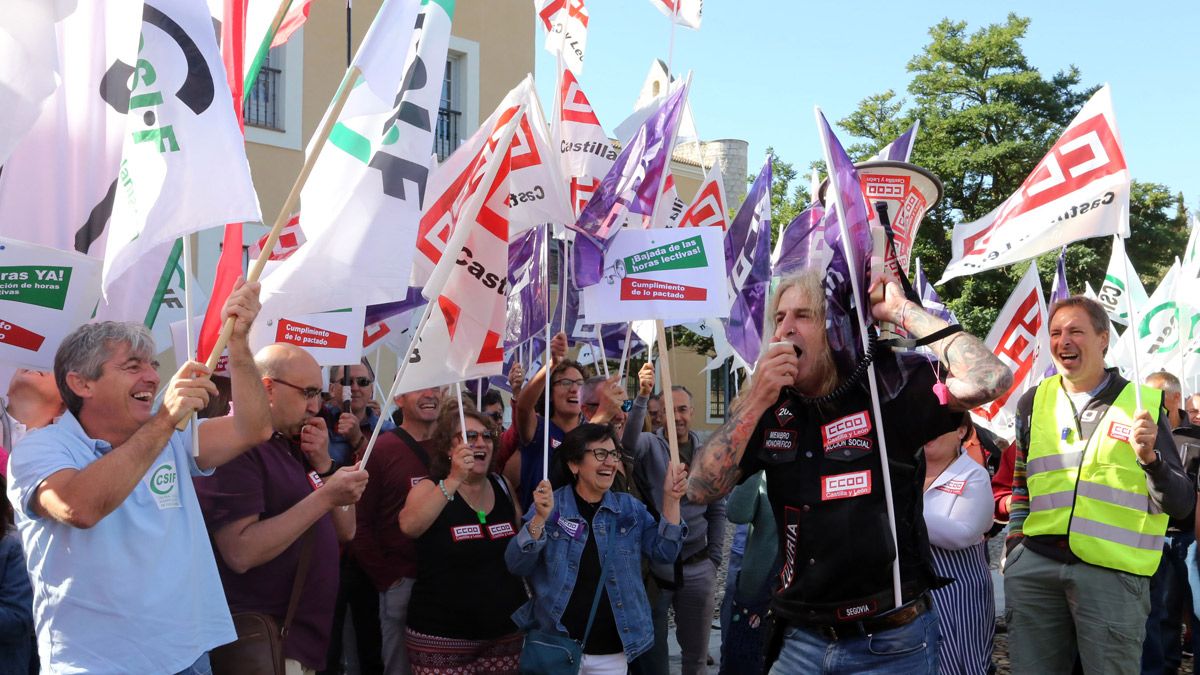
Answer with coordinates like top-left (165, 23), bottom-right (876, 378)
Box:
top-left (249, 307), bottom-right (365, 366)
top-left (0, 239), bottom-right (101, 369)
top-left (580, 227), bottom-right (726, 324)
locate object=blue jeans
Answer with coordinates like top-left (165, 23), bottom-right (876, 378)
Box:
top-left (769, 609), bottom-right (941, 675)
top-left (174, 653), bottom-right (211, 675)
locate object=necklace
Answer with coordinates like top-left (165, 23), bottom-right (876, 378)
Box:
top-left (457, 480), bottom-right (490, 525)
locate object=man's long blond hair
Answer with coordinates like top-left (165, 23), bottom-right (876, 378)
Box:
top-left (749, 269), bottom-right (840, 400)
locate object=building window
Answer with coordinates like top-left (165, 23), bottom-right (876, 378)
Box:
top-left (435, 57), bottom-right (462, 160)
top-left (244, 47), bottom-right (284, 131)
top-left (707, 360), bottom-right (741, 423)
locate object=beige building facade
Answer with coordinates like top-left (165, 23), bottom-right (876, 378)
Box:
top-left (185, 1), bottom-right (747, 436)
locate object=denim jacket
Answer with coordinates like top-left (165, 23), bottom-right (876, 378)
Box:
top-left (505, 486), bottom-right (686, 660)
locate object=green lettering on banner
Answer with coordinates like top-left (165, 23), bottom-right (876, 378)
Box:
top-left (0, 266), bottom-right (73, 310)
top-left (622, 235), bottom-right (708, 275)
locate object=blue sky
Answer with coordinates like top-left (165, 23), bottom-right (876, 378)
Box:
top-left (533, 1), bottom-right (1199, 210)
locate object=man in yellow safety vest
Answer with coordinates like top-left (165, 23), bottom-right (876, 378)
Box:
top-left (1005, 296), bottom-right (1194, 674)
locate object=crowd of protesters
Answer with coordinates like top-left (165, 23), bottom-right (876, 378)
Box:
top-left (2, 275), bottom-right (1200, 675)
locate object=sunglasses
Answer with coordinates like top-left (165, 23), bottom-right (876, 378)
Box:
top-left (463, 430), bottom-right (495, 444)
top-left (272, 378), bottom-right (323, 400)
top-left (583, 399), bottom-right (634, 413)
top-left (330, 376), bottom-right (373, 388)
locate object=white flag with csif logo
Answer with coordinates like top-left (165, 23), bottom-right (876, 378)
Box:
top-left (101, 0), bottom-right (261, 295)
top-left (259, 0), bottom-right (450, 320)
top-left (1094, 235), bottom-right (1148, 326)
top-left (939, 85), bottom-right (1130, 283)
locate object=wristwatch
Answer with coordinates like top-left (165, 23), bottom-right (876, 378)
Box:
top-left (1137, 450), bottom-right (1162, 471)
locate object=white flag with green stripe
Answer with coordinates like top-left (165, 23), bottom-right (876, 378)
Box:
top-left (258, 0), bottom-right (453, 319)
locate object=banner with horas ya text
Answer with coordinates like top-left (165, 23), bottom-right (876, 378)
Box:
top-left (0, 238), bottom-right (102, 369)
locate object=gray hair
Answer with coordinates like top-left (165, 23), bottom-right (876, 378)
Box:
top-left (1146, 371), bottom-right (1182, 396)
top-left (55, 322), bottom-right (156, 416)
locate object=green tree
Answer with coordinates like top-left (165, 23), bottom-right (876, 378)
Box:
top-left (836, 14), bottom-right (1187, 335)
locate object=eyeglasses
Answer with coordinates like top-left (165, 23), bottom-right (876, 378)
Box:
top-left (552, 378), bottom-right (585, 389)
top-left (463, 430), bottom-right (495, 444)
top-left (485, 411), bottom-right (504, 422)
top-left (588, 447), bottom-right (620, 463)
top-left (272, 378), bottom-right (323, 400)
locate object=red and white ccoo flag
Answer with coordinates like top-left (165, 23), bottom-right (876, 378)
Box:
top-left (940, 85), bottom-right (1129, 283)
top-left (538, 0), bottom-right (588, 75)
top-left (973, 263), bottom-right (1051, 432)
top-left (677, 162), bottom-right (728, 230)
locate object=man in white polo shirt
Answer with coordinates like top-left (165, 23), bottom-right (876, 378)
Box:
top-left (5, 278), bottom-right (272, 674)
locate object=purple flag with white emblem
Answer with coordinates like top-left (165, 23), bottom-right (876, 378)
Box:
top-left (721, 157), bottom-right (772, 366)
top-left (570, 80), bottom-right (690, 287)
top-left (818, 111), bottom-right (918, 402)
top-left (817, 111), bottom-right (874, 377)
top-left (505, 227), bottom-right (547, 348)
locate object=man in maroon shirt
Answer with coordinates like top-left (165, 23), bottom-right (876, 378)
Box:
top-left (196, 343), bottom-right (369, 673)
top-left (354, 385), bottom-right (443, 674)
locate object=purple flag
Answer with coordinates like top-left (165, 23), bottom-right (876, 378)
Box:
top-left (817, 111), bottom-right (874, 377)
top-left (914, 258), bottom-right (958, 324)
top-left (505, 227), bottom-right (548, 348)
top-left (548, 239), bottom-right (647, 361)
top-left (364, 287), bottom-right (428, 326)
top-left (872, 122), bottom-right (919, 162)
top-left (1044, 247), bottom-right (1070, 376)
top-left (722, 157), bottom-right (773, 366)
top-left (772, 202), bottom-right (827, 278)
top-left (570, 81), bottom-right (690, 287)
top-left (1050, 247), bottom-right (1070, 305)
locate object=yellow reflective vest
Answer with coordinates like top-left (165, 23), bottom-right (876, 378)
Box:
top-left (1024, 375), bottom-right (1166, 576)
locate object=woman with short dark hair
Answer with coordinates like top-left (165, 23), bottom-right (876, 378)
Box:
top-left (506, 423), bottom-right (687, 674)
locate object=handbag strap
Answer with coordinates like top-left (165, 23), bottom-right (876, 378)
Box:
top-left (281, 527), bottom-right (317, 638)
top-left (579, 518), bottom-right (617, 647)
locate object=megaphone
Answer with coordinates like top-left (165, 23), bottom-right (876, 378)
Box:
top-left (818, 160), bottom-right (943, 292)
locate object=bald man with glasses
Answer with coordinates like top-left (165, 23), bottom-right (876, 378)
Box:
top-left (196, 343), bottom-right (369, 673)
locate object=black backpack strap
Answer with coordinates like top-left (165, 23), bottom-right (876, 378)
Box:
top-left (390, 426), bottom-right (431, 469)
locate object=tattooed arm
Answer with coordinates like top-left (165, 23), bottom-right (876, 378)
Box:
top-left (872, 282), bottom-right (1012, 411)
top-left (687, 343), bottom-right (796, 504)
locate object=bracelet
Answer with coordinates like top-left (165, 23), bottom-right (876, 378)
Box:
top-left (317, 463), bottom-right (339, 478)
top-left (529, 521), bottom-right (544, 538)
top-left (437, 479), bottom-right (454, 503)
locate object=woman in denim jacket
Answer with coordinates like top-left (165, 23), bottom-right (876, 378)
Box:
top-left (506, 424), bottom-right (687, 673)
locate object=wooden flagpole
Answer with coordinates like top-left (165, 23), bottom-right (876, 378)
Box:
top-left (178, 65), bottom-right (361, 430)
